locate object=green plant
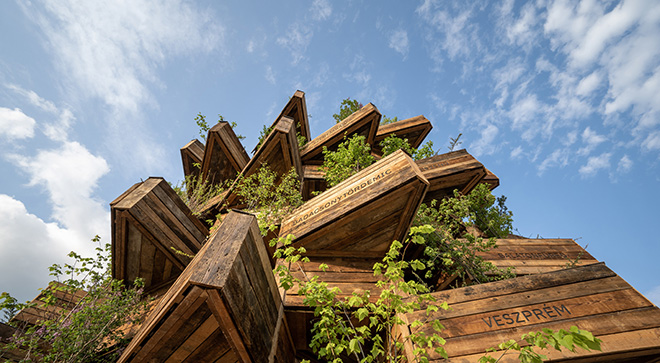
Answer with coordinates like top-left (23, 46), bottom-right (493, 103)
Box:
top-left (0, 236), bottom-right (149, 363)
top-left (381, 115), bottom-right (399, 125)
top-left (320, 134), bottom-right (376, 187)
top-left (274, 226), bottom-right (449, 363)
top-left (479, 327), bottom-right (602, 363)
top-left (172, 170), bottom-right (228, 215)
top-left (194, 113), bottom-right (244, 142)
top-left (233, 164), bottom-right (303, 236)
top-left (333, 98), bottom-right (362, 123)
top-left (412, 184), bottom-right (515, 289)
top-left (448, 133), bottom-right (462, 151)
top-left (379, 135), bottom-right (435, 161)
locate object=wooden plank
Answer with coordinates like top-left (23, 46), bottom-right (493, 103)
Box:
top-left (181, 138), bottom-right (205, 179)
top-left (164, 315), bottom-right (219, 363)
top-left (372, 115), bottom-right (433, 154)
top-left (481, 168), bottom-right (499, 190)
top-left (262, 90), bottom-right (311, 149)
top-left (280, 150), bottom-right (428, 256)
top-left (206, 289), bottom-right (251, 363)
top-left (416, 149), bottom-right (487, 204)
top-left (151, 182), bottom-right (208, 243)
top-left (300, 102), bottom-right (381, 164)
top-left (200, 121), bottom-right (249, 186)
top-left (126, 222), bottom-right (142, 283)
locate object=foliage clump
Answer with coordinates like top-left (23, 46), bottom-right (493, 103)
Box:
top-left (333, 98), bottom-right (362, 123)
top-left (320, 134), bottom-right (376, 188)
top-left (0, 236), bottom-right (149, 363)
top-left (379, 134), bottom-right (435, 161)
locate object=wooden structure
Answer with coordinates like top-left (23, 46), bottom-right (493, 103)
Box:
top-left (267, 90), bottom-right (311, 145)
top-left (10, 281), bottom-right (86, 326)
top-left (118, 211), bottom-right (294, 363)
top-left (200, 121), bottom-right (250, 187)
top-left (280, 150), bottom-right (428, 257)
top-left (301, 164), bottom-right (327, 201)
top-left (372, 115), bottom-right (433, 155)
top-left (111, 177), bottom-right (208, 293)
top-left (416, 149), bottom-right (487, 204)
top-left (479, 238), bottom-right (598, 276)
top-left (199, 115), bottom-right (303, 218)
top-left (180, 139), bottom-right (205, 179)
top-left (301, 103), bottom-right (381, 165)
top-left (397, 263), bottom-right (660, 362)
top-left (481, 168), bottom-right (500, 190)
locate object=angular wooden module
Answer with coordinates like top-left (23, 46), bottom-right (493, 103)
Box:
top-left (416, 149), bottom-right (487, 204)
top-left (280, 150), bottom-right (428, 256)
top-left (200, 121), bottom-right (250, 186)
top-left (180, 139), bottom-right (205, 179)
top-left (372, 115), bottom-right (433, 155)
top-left (118, 211), bottom-right (294, 363)
top-left (396, 263), bottom-right (660, 362)
top-left (481, 168), bottom-right (499, 190)
top-left (200, 115), bottom-right (303, 216)
top-left (111, 177), bottom-right (208, 293)
top-left (267, 90), bottom-right (311, 144)
top-left (301, 164), bottom-right (327, 201)
top-left (10, 281), bottom-right (86, 326)
top-left (300, 103), bottom-right (381, 165)
top-left (479, 238), bottom-right (598, 276)
top-left (280, 255), bottom-right (384, 358)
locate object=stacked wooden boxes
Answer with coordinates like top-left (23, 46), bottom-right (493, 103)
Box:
top-left (396, 263), bottom-right (660, 362)
top-left (110, 177), bottom-right (209, 294)
top-left (118, 211), bottom-right (294, 362)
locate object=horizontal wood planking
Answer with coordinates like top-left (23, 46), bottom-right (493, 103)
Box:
top-left (301, 164), bottom-right (327, 200)
top-left (300, 102), bottom-right (381, 164)
top-left (416, 149), bottom-right (487, 204)
top-left (397, 263), bottom-right (660, 361)
top-left (280, 150), bottom-right (428, 255)
top-left (111, 177), bottom-right (207, 293)
top-left (180, 139), bottom-right (205, 179)
top-left (118, 211), bottom-right (294, 363)
top-left (200, 121), bottom-right (249, 187)
top-left (372, 115), bottom-right (433, 154)
top-left (479, 238), bottom-right (597, 275)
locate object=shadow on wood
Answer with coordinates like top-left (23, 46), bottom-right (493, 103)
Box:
top-left (200, 121), bottom-right (249, 187)
top-left (280, 150), bottom-right (428, 257)
top-left (111, 177), bottom-right (208, 294)
top-left (180, 139), bottom-right (205, 180)
top-left (416, 149), bottom-right (487, 204)
top-left (372, 115), bottom-right (433, 155)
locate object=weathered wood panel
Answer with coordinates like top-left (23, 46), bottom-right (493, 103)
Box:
top-left (118, 211), bottom-right (294, 363)
top-left (481, 168), bottom-right (499, 190)
top-left (301, 164), bottom-right (327, 201)
top-left (372, 115), bottom-right (433, 155)
top-left (198, 115), bottom-right (303, 219)
top-left (200, 121), bottom-right (249, 187)
top-left (480, 238), bottom-right (598, 275)
top-left (280, 150), bottom-right (428, 256)
top-left (265, 90), bottom-right (311, 146)
top-left (396, 263), bottom-right (660, 362)
top-left (10, 281), bottom-right (86, 326)
top-left (416, 149), bottom-right (487, 204)
top-left (180, 139), bottom-right (205, 179)
top-left (111, 177), bottom-right (208, 293)
top-left (300, 103), bottom-right (381, 165)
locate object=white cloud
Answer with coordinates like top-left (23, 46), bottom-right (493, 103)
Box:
top-left (265, 65), bottom-right (276, 85)
top-left (471, 124), bottom-right (498, 156)
top-left (389, 29), bottom-right (409, 58)
top-left (576, 71), bottom-right (602, 96)
top-left (579, 152), bottom-right (611, 177)
top-left (0, 107), bottom-right (36, 140)
top-left (277, 24), bottom-right (313, 65)
top-left (510, 145), bottom-right (523, 159)
top-left (617, 154), bottom-right (633, 173)
top-left (578, 126), bottom-right (607, 156)
top-left (310, 0), bottom-right (332, 21)
top-left (6, 84), bottom-right (58, 113)
top-left (642, 131), bottom-right (660, 151)
top-left (538, 148), bottom-right (570, 174)
top-left (10, 142), bottom-right (110, 240)
top-left (0, 195), bottom-right (99, 303)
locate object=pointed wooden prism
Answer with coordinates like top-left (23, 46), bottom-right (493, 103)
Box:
top-left (372, 115), bottom-right (433, 155)
top-left (118, 211), bottom-right (294, 363)
top-left (300, 102), bottom-right (381, 165)
top-left (481, 168), bottom-right (500, 190)
top-left (200, 121), bottom-right (249, 187)
top-left (416, 149), bottom-right (487, 204)
top-left (111, 177), bottom-right (208, 293)
top-left (280, 150), bottom-right (428, 257)
top-left (180, 139), bottom-right (205, 179)
top-left (265, 90), bottom-right (311, 147)
top-left (397, 263), bottom-right (660, 362)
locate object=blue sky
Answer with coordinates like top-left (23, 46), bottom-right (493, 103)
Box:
top-left (1, 0), bottom-right (659, 305)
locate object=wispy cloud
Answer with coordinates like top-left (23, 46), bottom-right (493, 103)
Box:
top-left (277, 24), bottom-right (313, 65)
top-left (310, 0), bottom-right (332, 21)
top-left (389, 29), bottom-right (409, 58)
top-left (579, 152), bottom-right (611, 177)
top-left (577, 126), bottom-right (607, 156)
